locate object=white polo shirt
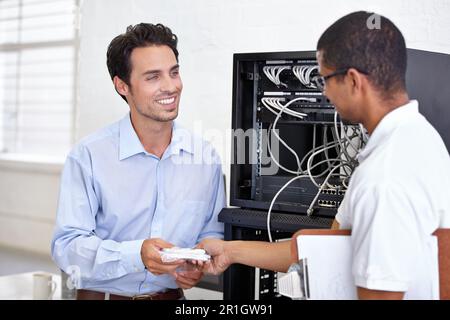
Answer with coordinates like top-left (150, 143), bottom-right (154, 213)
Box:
top-left (336, 100), bottom-right (450, 299)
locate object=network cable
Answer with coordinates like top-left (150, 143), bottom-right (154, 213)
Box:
top-left (264, 98), bottom-right (366, 241)
top-left (292, 65), bottom-right (319, 89)
top-left (262, 66), bottom-right (290, 88)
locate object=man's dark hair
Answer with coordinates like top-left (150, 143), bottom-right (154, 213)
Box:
top-left (106, 23), bottom-right (178, 102)
top-left (317, 11), bottom-right (407, 100)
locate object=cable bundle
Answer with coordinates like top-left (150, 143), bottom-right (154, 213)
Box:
top-left (261, 98), bottom-right (368, 242)
top-left (292, 65), bottom-right (319, 89)
top-left (262, 66), bottom-right (291, 88)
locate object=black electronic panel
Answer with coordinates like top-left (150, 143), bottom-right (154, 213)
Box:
top-left (230, 49), bottom-right (450, 219)
top-left (230, 51), bottom-right (353, 218)
top-left (223, 48), bottom-right (450, 301)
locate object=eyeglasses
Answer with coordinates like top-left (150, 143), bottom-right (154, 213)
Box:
top-left (314, 68), bottom-right (368, 91)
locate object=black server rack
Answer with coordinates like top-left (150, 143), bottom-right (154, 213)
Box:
top-left (229, 51), bottom-right (349, 218)
top-left (219, 48), bottom-right (450, 300)
top-left (221, 50), bottom-right (349, 300)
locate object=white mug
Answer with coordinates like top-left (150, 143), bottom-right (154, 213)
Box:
top-left (33, 273), bottom-right (57, 300)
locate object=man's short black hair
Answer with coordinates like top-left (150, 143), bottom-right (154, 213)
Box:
top-left (317, 11), bottom-right (407, 100)
top-left (106, 23), bottom-right (178, 102)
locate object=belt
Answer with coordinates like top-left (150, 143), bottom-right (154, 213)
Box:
top-left (76, 288), bottom-right (184, 300)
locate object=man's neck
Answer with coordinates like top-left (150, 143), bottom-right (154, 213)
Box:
top-left (363, 92), bottom-right (410, 135)
top-left (130, 111), bottom-right (173, 159)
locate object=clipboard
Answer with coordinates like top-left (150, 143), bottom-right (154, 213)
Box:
top-left (290, 230), bottom-right (356, 299)
top-left (290, 228), bottom-right (450, 300)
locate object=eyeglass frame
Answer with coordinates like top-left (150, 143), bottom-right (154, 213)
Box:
top-left (314, 67), bottom-right (369, 91)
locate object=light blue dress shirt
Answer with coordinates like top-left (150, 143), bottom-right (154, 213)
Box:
top-left (51, 113), bottom-right (225, 296)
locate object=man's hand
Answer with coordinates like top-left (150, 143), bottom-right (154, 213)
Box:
top-left (196, 238), bottom-right (232, 275)
top-left (175, 263), bottom-right (203, 289)
top-left (140, 238), bottom-right (184, 276)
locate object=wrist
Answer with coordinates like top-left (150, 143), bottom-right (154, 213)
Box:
top-left (224, 240), bottom-right (240, 265)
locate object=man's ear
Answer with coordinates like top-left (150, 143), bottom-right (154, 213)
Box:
top-left (113, 76), bottom-right (129, 96)
top-left (347, 68), bottom-right (363, 95)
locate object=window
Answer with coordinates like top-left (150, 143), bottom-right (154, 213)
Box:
top-left (0, 0), bottom-right (79, 156)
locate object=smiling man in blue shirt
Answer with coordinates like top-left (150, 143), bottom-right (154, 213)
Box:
top-left (51, 23), bottom-right (225, 300)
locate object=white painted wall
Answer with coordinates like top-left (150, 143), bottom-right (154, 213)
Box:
top-left (76, 0), bottom-right (450, 195)
top-left (1, 0), bottom-right (449, 254)
top-left (0, 158), bottom-right (62, 255)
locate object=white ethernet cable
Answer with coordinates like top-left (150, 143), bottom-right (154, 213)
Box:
top-left (266, 139), bottom-right (357, 240)
top-left (261, 97), bottom-right (310, 119)
top-left (333, 111), bottom-right (354, 177)
top-left (275, 66), bottom-right (289, 87)
top-left (262, 97), bottom-right (308, 173)
top-left (264, 99), bottom-right (365, 239)
top-left (261, 96), bottom-right (316, 118)
top-left (333, 111), bottom-right (347, 160)
top-left (267, 174), bottom-right (309, 243)
top-left (267, 99), bottom-right (306, 173)
top-left (302, 117), bottom-right (363, 216)
top-left (359, 123), bottom-right (369, 141)
top-left (263, 97), bottom-right (316, 174)
top-left (266, 130), bottom-right (341, 178)
top-left (272, 98), bottom-right (307, 170)
top-left (263, 97), bottom-right (354, 178)
top-left (262, 66), bottom-right (291, 87)
top-left (300, 131), bottom-right (356, 188)
top-left (292, 65), bottom-right (319, 89)
top-left (306, 143), bottom-right (344, 188)
top-left (265, 156), bottom-right (349, 242)
top-left (333, 111), bottom-right (368, 178)
top-left (268, 108), bottom-right (359, 185)
top-left (267, 125), bottom-right (301, 175)
top-left (262, 66), bottom-right (276, 84)
top-left (341, 123), bottom-right (361, 154)
top-left (267, 135), bottom-right (344, 178)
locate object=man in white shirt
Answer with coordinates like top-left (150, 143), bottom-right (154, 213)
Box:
top-left (334, 99), bottom-right (449, 299)
top-left (198, 11), bottom-right (450, 299)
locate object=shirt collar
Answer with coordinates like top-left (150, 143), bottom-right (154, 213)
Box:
top-left (167, 121), bottom-right (194, 157)
top-left (119, 113), bottom-right (194, 161)
top-left (357, 99), bottom-right (419, 162)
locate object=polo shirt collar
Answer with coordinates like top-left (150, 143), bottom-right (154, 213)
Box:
top-left (357, 100), bottom-right (419, 162)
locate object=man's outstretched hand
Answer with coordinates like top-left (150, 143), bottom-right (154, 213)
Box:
top-left (196, 238), bottom-right (232, 275)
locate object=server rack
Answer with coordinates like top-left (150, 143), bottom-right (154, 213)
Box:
top-left (220, 48), bottom-right (450, 300)
top-left (230, 51), bottom-right (353, 218)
